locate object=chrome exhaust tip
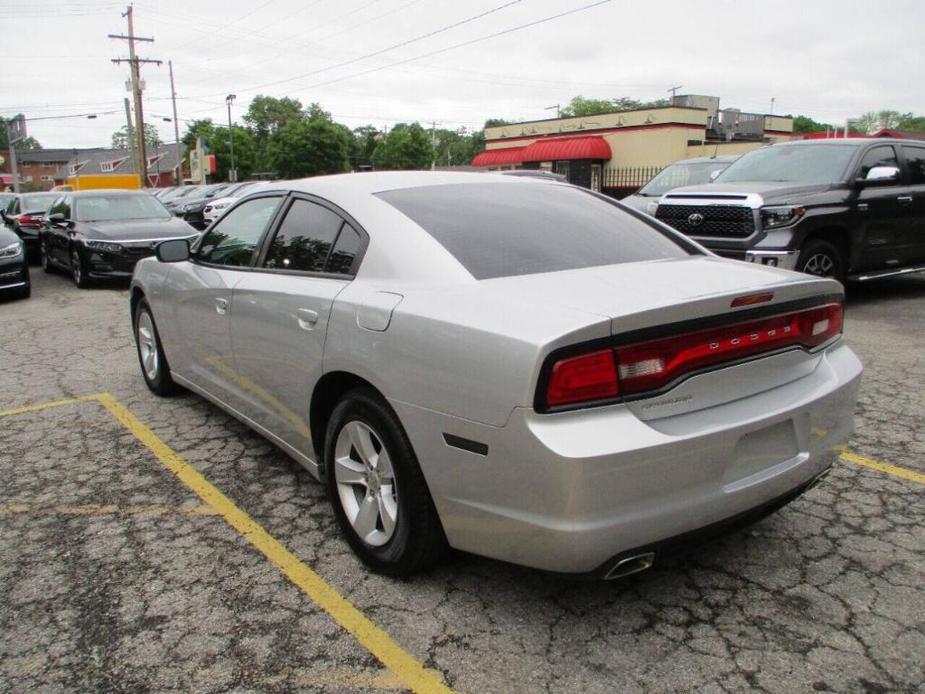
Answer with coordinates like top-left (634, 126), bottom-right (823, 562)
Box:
top-left (604, 552), bottom-right (656, 580)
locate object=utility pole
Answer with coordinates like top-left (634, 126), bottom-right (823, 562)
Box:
top-left (110, 5), bottom-right (160, 188)
top-left (544, 104), bottom-right (560, 118)
top-left (123, 97), bottom-right (138, 179)
top-left (4, 123), bottom-right (20, 194)
top-left (225, 94), bottom-right (236, 182)
top-left (169, 60), bottom-right (183, 186)
top-left (668, 85), bottom-right (683, 102)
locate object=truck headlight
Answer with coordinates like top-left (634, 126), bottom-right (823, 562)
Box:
top-left (761, 206), bottom-right (805, 229)
top-left (0, 241), bottom-right (23, 259)
top-left (84, 240), bottom-right (123, 254)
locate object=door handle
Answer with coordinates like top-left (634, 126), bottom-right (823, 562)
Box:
top-left (897, 195), bottom-right (913, 206)
top-left (215, 297), bottom-right (229, 315)
top-left (297, 308), bottom-right (319, 330)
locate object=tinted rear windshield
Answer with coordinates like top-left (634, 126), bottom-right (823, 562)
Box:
top-left (376, 183), bottom-right (692, 279)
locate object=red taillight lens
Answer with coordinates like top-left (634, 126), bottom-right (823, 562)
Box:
top-left (616, 302), bottom-right (843, 396)
top-left (546, 348), bottom-right (619, 407)
top-left (19, 214), bottom-right (40, 228)
top-left (542, 302), bottom-right (843, 409)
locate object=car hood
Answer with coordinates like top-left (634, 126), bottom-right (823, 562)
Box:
top-left (82, 217), bottom-right (197, 241)
top-left (0, 226), bottom-right (22, 246)
top-left (662, 181), bottom-right (832, 206)
top-left (619, 194), bottom-right (654, 214)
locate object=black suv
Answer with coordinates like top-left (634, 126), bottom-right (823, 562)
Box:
top-left (654, 138), bottom-right (925, 282)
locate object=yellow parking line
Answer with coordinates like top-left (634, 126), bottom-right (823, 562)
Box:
top-left (840, 451), bottom-right (925, 485)
top-left (93, 393), bottom-right (455, 694)
top-left (0, 393), bottom-right (104, 418)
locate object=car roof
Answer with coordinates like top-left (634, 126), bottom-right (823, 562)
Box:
top-left (670, 155), bottom-right (739, 164)
top-left (68, 189), bottom-right (151, 196)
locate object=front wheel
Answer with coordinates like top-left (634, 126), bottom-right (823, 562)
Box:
top-left (796, 239), bottom-right (844, 282)
top-left (135, 299), bottom-right (179, 396)
top-left (70, 246), bottom-right (91, 288)
top-left (41, 240), bottom-right (54, 274)
top-left (324, 388), bottom-right (447, 576)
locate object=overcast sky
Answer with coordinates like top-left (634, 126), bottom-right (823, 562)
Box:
top-left (2, 0), bottom-right (923, 149)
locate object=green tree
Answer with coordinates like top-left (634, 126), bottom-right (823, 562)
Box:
top-left (111, 123), bottom-right (160, 149)
top-left (791, 115), bottom-right (834, 133)
top-left (243, 95), bottom-right (304, 169)
top-left (897, 113), bottom-right (925, 131)
top-left (559, 95), bottom-right (669, 118)
top-left (181, 119), bottom-right (256, 181)
top-left (856, 110), bottom-right (902, 134)
top-left (433, 126), bottom-right (484, 166)
top-left (268, 114), bottom-right (351, 179)
top-left (372, 123), bottom-right (433, 170)
top-left (351, 125), bottom-right (380, 169)
top-left (0, 117), bottom-right (42, 149)
top-left (483, 118), bottom-right (512, 128)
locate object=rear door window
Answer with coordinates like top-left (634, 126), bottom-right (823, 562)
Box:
top-left (262, 199), bottom-right (344, 273)
top-left (376, 182), bottom-right (692, 280)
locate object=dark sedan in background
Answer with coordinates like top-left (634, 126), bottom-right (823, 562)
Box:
top-left (40, 190), bottom-right (198, 288)
top-left (0, 225), bottom-right (30, 300)
top-left (2, 191), bottom-right (60, 259)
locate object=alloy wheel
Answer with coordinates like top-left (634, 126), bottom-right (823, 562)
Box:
top-left (802, 252), bottom-right (835, 277)
top-left (71, 249), bottom-right (82, 285)
top-left (136, 310), bottom-right (160, 382)
top-left (333, 420), bottom-right (398, 547)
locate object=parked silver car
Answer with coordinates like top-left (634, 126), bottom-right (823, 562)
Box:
top-left (130, 172), bottom-right (862, 578)
top-left (622, 155), bottom-right (739, 216)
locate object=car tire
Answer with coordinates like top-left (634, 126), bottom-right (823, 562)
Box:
top-left (797, 239), bottom-right (844, 282)
top-left (324, 388), bottom-right (447, 577)
top-left (40, 240), bottom-right (55, 274)
top-left (70, 246), bottom-right (91, 288)
top-left (134, 299), bottom-right (179, 396)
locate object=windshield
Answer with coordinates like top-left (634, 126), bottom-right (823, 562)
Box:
top-left (22, 193), bottom-right (59, 212)
top-left (714, 144), bottom-right (858, 185)
top-left (75, 194), bottom-right (171, 222)
top-left (638, 161), bottom-right (730, 196)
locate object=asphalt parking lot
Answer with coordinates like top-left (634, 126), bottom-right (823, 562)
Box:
top-left (1, 269), bottom-right (923, 694)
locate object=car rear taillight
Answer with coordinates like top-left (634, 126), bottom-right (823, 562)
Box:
top-left (18, 214), bottom-right (41, 228)
top-left (542, 302), bottom-right (843, 410)
top-left (545, 348), bottom-right (619, 407)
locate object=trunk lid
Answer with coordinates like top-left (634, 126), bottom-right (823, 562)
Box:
top-left (486, 255), bottom-right (843, 417)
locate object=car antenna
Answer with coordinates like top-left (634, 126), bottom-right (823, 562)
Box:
top-left (711, 143), bottom-right (719, 159)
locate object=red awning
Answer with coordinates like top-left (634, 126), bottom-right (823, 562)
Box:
top-left (471, 147), bottom-right (528, 166)
top-left (472, 136), bottom-right (611, 166)
top-left (521, 136), bottom-right (611, 162)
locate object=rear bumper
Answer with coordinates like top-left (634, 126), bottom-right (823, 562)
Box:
top-left (393, 341), bottom-right (862, 575)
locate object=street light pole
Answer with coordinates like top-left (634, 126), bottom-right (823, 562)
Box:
top-left (225, 93), bottom-right (236, 182)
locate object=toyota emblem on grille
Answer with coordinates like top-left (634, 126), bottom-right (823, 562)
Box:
top-left (687, 212), bottom-right (704, 227)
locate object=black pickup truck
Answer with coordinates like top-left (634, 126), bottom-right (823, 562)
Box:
top-left (653, 138), bottom-right (925, 282)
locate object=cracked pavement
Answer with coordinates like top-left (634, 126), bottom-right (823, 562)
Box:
top-left (0, 270), bottom-right (923, 693)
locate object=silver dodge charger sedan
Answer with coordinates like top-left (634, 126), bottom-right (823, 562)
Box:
top-left (130, 172), bottom-right (862, 579)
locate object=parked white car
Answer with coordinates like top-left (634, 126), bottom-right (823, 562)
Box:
top-left (202, 181), bottom-right (269, 225)
top-left (131, 172), bottom-right (862, 578)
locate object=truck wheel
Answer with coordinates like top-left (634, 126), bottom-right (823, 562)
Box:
top-left (797, 240), bottom-right (844, 282)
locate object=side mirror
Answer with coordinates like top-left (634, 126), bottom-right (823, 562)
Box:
top-left (46, 212), bottom-right (74, 229)
top-left (156, 238), bottom-right (190, 263)
top-left (857, 165), bottom-right (900, 186)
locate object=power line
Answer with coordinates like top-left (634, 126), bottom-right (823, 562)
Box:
top-left (299, 0), bottom-right (613, 92)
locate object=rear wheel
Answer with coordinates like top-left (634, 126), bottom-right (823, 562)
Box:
top-left (797, 239), bottom-right (844, 282)
top-left (324, 388), bottom-right (447, 576)
top-left (135, 299), bottom-right (178, 396)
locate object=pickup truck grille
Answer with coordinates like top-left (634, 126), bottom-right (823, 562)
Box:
top-left (655, 204), bottom-right (755, 238)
